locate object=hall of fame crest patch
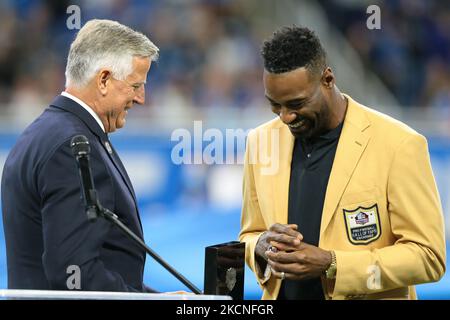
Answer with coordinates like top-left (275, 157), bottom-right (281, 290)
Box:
top-left (343, 204), bottom-right (381, 245)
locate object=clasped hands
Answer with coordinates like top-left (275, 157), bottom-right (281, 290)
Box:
top-left (255, 223), bottom-right (332, 281)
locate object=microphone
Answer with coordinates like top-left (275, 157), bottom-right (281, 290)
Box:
top-left (71, 135), bottom-right (99, 221)
top-left (69, 135), bottom-right (202, 294)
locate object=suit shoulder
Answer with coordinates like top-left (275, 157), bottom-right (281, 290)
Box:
top-left (360, 104), bottom-right (425, 145)
top-left (23, 108), bottom-right (95, 147)
top-left (8, 107), bottom-right (95, 167)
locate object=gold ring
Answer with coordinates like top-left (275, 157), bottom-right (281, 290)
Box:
top-left (281, 272), bottom-right (285, 280)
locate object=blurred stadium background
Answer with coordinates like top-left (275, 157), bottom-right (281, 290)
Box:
top-left (0, 0), bottom-right (449, 299)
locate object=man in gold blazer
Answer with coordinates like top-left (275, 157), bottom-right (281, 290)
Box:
top-left (239, 26), bottom-right (446, 300)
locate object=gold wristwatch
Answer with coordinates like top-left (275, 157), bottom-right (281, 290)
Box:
top-left (325, 251), bottom-right (337, 279)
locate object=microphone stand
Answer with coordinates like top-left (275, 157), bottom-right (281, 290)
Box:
top-left (88, 190), bottom-right (202, 295)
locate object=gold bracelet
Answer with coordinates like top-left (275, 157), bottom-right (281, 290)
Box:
top-left (325, 251), bottom-right (337, 279)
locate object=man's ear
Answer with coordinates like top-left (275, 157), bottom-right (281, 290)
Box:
top-left (321, 67), bottom-right (334, 89)
top-left (97, 69), bottom-right (112, 95)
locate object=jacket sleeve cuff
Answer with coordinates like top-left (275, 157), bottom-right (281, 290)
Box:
top-left (332, 250), bottom-right (373, 299)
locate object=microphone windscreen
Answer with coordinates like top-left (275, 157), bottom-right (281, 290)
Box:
top-left (70, 135), bottom-right (90, 156)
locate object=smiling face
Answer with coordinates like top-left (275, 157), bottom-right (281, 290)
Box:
top-left (264, 67), bottom-right (334, 139)
top-left (96, 56), bottom-right (151, 133)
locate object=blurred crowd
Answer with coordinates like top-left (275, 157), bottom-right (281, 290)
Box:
top-left (320, 0), bottom-right (450, 109)
top-left (0, 0), bottom-right (449, 123)
top-left (0, 0), bottom-right (267, 123)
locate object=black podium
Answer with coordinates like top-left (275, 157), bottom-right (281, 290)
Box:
top-left (204, 241), bottom-right (245, 300)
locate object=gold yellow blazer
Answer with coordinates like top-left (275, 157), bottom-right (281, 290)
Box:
top-left (239, 94), bottom-right (446, 300)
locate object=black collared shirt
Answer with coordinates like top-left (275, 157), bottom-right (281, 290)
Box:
top-left (278, 122), bottom-right (344, 300)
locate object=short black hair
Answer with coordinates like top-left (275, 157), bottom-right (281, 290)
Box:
top-left (261, 26), bottom-right (326, 77)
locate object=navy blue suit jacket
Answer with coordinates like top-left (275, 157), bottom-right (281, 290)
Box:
top-left (1, 95), bottom-right (152, 292)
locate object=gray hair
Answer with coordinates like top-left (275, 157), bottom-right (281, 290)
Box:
top-left (65, 19), bottom-right (159, 88)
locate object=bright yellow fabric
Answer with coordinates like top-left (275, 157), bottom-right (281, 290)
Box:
top-left (239, 95), bottom-right (446, 300)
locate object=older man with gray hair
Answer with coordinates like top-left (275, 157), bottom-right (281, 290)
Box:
top-left (1, 20), bottom-right (160, 292)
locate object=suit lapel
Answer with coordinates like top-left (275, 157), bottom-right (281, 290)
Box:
top-left (102, 139), bottom-right (143, 233)
top-left (102, 139), bottom-right (138, 204)
top-left (320, 96), bottom-right (371, 236)
top-left (101, 138), bottom-right (144, 236)
top-left (273, 123), bottom-right (295, 225)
